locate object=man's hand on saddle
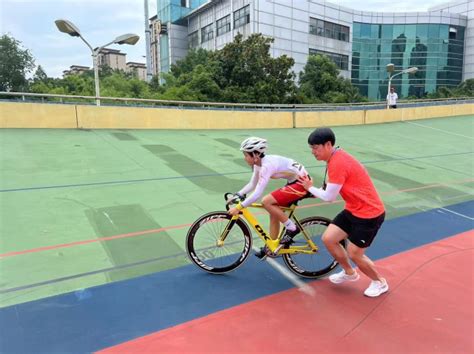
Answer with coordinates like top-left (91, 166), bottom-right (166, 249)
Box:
top-left (297, 174), bottom-right (313, 190)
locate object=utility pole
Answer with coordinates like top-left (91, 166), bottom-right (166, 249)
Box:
top-left (144, 0), bottom-right (153, 82)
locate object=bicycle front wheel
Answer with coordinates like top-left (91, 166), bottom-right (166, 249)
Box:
top-left (283, 216), bottom-right (344, 278)
top-left (186, 211), bottom-right (252, 274)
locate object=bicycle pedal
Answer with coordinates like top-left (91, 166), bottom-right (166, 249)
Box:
top-left (255, 247), bottom-right (278, 260)
top-left (254, 247), bottom-right (267, 259)
top-left (254, 252), bottom-right (268, 260)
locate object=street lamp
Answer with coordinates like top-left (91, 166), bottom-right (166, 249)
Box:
top-left (386, 64), bottom-right (418, 109)
top-left (55, 19), bottom-right (140, 106)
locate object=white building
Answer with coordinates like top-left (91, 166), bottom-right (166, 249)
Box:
top-left (154, 0), bottom-right (472, 99)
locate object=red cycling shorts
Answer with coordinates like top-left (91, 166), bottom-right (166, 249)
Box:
top-left (271, 180), bottom-right (312, 206)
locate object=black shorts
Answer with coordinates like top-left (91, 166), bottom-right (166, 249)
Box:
top-left (332, 210), bottom-right (385, 248)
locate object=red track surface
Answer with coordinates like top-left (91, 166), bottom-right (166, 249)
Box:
top-left (99, 230), bottom-right (473, 354)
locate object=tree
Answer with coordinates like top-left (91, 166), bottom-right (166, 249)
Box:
top-left (454, 79), bottom-right (474, 97)
top-left (0, 34), bottom-right (35, 92)
top-left (30, 65), bottom-right (57, 94)
top-left (164, 34), bottom-right (297, 103)
top-left (214, 33), bottom-right (296, 103)
top-left (32, 65), bottom-right (48, 83)
top-left (298, 54), bottom-right (342, 102)
top-left (426, 79), bottom-right (474, 99)
top-left (148, 75), bottom-right (164, 94)
top-left (298, 54), bottom-right (365, 103)
top-left (170, 48), bottom-right (215, 78)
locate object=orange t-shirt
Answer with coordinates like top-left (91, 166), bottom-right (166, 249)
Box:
top-left (328, 149), bottom-right (385, 218)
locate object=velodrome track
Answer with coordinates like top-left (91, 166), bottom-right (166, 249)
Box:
top-left (0, 115), bottom-right (473, 353)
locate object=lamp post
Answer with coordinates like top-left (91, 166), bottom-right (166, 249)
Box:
top-left (55, 19), bottom-right (139, 106)
top-left (386, 64), bottom-right (418, 109)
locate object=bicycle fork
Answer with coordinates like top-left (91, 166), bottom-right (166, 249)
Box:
top-left (215, 217), bottom-right (239, 246)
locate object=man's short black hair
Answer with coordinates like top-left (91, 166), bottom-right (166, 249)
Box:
top-left (308, 127), bottom-right (336, 146)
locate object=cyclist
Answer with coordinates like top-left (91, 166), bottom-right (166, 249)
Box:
top-left (228, 137), bottom-right (310, 259)
top-left (285, 127), bottom-right (388, 297)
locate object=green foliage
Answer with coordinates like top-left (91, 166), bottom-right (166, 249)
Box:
top-left (454, 78), bottom-right (474, 96)
top-left (162, 34), bottom-right (297, 103)
top-left (33, 65), bottom-right (48, 83)
top-left (214, 34), bottom-right (296, 103)
top-left (0, 34), bottom-right (35, 91)
top-left (298, 55), bottom-right (365, 103)
top-left (170, 49), bottom-right (215, 78)
top-left (101, 71), bottom-right (151, 98)
top-left (149, 75), bottom-right (164, 93)
top-left (426, 79), bottom-right (474, 99)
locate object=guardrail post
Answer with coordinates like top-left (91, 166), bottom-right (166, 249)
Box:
top-left (292, 106), bottom-right (296, 128)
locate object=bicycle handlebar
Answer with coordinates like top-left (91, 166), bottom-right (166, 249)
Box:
top-left (224, 192), bottom-right (245, 211)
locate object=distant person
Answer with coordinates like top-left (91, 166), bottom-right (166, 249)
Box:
top-left (387, 87), bottom-right (398, 109)
top-left (283, 127), bottom-right (388, 297)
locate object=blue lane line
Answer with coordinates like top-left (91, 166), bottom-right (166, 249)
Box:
top-left (0, 171), bottom-right (248, 193)
top-left (0, 200), bottom-right (472, 354)
top-left (1, 151), bottom-right (472, 193)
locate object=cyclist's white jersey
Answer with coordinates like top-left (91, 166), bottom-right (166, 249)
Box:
top-left (238, 154), bottom-right (307, 208)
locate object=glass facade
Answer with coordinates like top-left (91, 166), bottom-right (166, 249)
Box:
top-left (157, 0), bottom-right (207, 23)
top-left (352, 23), bottom-right (465, 100)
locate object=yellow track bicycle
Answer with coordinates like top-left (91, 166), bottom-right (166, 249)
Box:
top-left (186, 193), bottom-right (344, 278)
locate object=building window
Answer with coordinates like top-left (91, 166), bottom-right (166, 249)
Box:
top-left (309, 49), bottom-right (349, 70)
top-left (234, 5), bottom-right (250, 29)
top-left (310, 18), bottom-right (349, 42)
top-left (217, 15), bottom-right (231, 36)
top-left (201, 24), bottom-right (214, 43)
top-left (188, 31), bottom-right (199, 48)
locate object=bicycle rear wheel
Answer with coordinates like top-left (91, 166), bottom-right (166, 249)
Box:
top-left (186, 211), bottom-right (252, 274)
top-left (283, 216), bottom-right (344, 278)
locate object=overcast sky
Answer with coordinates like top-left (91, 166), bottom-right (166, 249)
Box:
top-left (1, 0), bottom-right (448, 78)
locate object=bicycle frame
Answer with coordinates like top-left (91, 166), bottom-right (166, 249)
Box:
top-left (220, 202), bottom-right (319, 255)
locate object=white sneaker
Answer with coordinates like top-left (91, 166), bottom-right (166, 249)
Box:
top-left (364, 279), bottom-right (389, 297)
top-left (328, 270), bottom-right (360, 284)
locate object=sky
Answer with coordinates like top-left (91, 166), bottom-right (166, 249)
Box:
top-left (1, 0), bottom-right (448, 78)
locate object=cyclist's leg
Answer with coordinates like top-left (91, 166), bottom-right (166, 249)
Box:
top-left (261, 194), bottom-right (286, 239)
top-left (270, 182), bottom-right (310, 244)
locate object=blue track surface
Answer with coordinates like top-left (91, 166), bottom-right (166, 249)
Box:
top-left (0, 200), bottom-right (472, 354)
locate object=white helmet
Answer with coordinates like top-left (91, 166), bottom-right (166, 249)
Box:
top-left (240, 137), bottom-right (267, 153)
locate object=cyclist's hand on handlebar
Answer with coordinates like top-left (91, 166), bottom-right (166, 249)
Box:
top-left (297, 174), bottom-right (313, 190)
top-left (226, 193), bottom-right (244, 205)
top-left (228, 207), bottom-right (241, 216)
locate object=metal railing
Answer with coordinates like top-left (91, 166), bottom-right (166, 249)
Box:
top-left (0, 91), bottom-right (473, 111)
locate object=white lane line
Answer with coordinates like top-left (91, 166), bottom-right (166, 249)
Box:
top-left (252, 246), bottom-right (315, 297)
top-left (439, 207), bottom-right (474, 221)
top-left (403, 121), bottom-right (474, 139)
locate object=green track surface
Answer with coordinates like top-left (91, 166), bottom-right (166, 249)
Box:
top-left (0, 115), bottom-right (473, 307)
